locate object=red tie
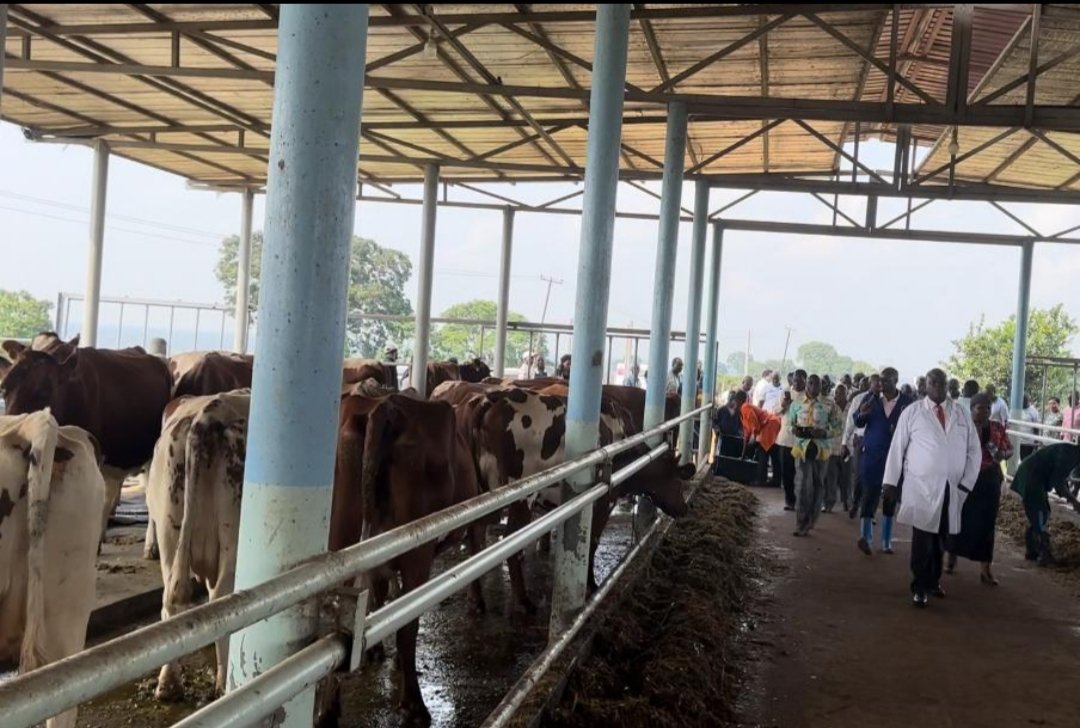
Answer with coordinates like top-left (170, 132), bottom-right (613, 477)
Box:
top-left (935, 403), bottom-right (946, 431)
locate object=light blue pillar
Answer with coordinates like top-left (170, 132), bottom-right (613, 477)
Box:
top-left (412, 163), bottom-right (439, 396)
top-left (551, 3), bottom-right (630, 637)
top-left (643, 102), bottom-right (688, 435)
top-left (81, 139), bottom-right (109, 347)
top-left (698, 222), bottom-right (724, 463)
top-left (1009, 239), bottom-right (1034, 415)
top-left (493, 207), bottom-right (515, 376)
top-left (677, 179), bottom-right (709, 464)
top-left (227, 6), bottom-right (369, 726)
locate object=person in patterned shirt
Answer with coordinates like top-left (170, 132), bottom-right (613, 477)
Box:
top-left (787, 374), bottom-right (845, 537)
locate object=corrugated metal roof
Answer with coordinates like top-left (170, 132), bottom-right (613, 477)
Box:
top-left (1, 3), bottom-right (1073, 193)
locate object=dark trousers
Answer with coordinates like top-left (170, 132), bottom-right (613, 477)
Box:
top-left (1020, 444), bottom-right (1037, 461)
top-left (779, 446), bottom-right (796, 506)
top-left (911, 485), bottom-right (949, 595)
top-left (1022, 495), bottom-right (1051, 560)
top-left (756, 445), bottom-right (782, 488)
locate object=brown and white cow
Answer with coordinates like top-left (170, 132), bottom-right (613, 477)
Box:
top-left (0, 411), bottom-right (105, 728)
top-left (145, 390), bottom-right (249, 701)
top-left (0, 345), bottom-right (174, 540)
top-left (457, 386), bottom-right (693, 611)
top-left (170, 351), bottom-right (254, 398)
top-left (330, 390), bottom-right (485, 723)
top-left (341, 357), bottom-right (399, 393)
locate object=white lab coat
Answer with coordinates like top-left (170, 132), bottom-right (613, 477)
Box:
top-left (883, 398), bottom-right (981, 534)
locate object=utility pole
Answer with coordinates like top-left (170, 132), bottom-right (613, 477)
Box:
top-left (780, 326), bottom-right (794, 376)
top-left (744, 329), bottom-right (751, 377)
top-left (527, 274), bottom-right (563, 376)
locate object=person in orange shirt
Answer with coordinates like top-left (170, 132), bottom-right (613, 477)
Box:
top-left (735, 389), bottom-right (782, 488)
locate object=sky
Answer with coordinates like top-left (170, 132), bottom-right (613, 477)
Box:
top-left (2, 121), bottom-right (1079, 381)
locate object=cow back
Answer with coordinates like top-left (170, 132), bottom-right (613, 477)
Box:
top-left (342, 358), bottom-right (398, 391)
top-left (172, 352), bottom-right (254, 398)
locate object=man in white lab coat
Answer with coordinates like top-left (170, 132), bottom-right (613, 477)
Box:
top-left (883, 368), bottom-right (982, 607)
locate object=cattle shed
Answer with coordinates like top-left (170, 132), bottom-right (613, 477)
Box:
top-left (2, 4), bottom-right (1080, 727)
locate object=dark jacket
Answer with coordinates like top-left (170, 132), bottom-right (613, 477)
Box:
top-left (854, 390), bottom-right (915, 480)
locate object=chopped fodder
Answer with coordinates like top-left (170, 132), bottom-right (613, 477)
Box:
top-left (998, 493), bottom-right (1080, 597)
top-left (546, 479), bottom-right (761, 728)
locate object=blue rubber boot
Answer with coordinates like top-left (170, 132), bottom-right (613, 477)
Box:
top-left (858, 517), bottom-right (873, 555)
top-left (882, 516), bottom-right (895, 553)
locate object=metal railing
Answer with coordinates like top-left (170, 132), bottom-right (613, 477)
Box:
top-left (1006, 418), bottom-right (1080, 446)
top-left (0, 404), bottom-right (711, 728)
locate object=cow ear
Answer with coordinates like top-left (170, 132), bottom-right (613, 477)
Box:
top-left (2, 340), bottom-right (26, 360)
top-left (68, 333), bottom-right (80, 347)
top-left (677, 462), bottom-right (696, 480)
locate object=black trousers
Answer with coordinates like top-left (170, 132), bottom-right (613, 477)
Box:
top-left (779, 446), bottom-right (796, 506)
top-left (911, 484), bottom-right (949, 595)
top-left (756, 445), bottom-right (782, 488)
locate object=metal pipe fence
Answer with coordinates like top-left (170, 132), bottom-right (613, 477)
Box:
top-left (0, 404), bottom-right (711, 728)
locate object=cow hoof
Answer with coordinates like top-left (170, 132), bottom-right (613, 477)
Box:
top-left (399, 702), bottom-right (432, 726)
top-left (154, 679), bottom-right (185, 703)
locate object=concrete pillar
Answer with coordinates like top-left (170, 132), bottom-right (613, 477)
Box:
top-left (493, 207), bottom-right (515, 376)
top-left (699, 222), bottom-right (724, 463)
top-left (643, 102), bottom-right (688, 436)
top-left (1009, 240), bottom-right (1034, 416)
top-left (226, 6), bottom-right (369, 726)
top-left (551, 3), bottom-right (630, 638)
top-left (677, 180), bottom-right (709, 464)
top-left (0, 5), bottom-right (7, 115)
top-left (81, 140), bottom-right (109, 347)
top-left (234, 187), bottom-right (255, 353)
top-left (411, 163), bottom-right (439, 396)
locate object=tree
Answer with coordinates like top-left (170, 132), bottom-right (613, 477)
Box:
top-left (216, 232), bottom-right (413, 357)
top-left (430, 299), bottom-right (544, 365)
top-left (945, 305), bottom-right (1078, 402)
top-left (0, 290), bottom-right (53, 339)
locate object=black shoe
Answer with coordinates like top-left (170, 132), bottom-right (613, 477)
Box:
top-left (930, 585), bottom-right (946, 598)
top-left (857, 537), bottom-right (872, 556)
top-left (783, 504), bottom-right (795, 511)
top-left (912, 592), bottom-right (928, 608)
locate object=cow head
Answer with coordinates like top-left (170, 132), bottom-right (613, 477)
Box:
top-left (459, 358), bottom-right (492, 383)
top-left (0, 349), bottom-right (78, 417)
top-left (2, 339), bottom-right (26, 362)
top-left (627, 449), bottom-right (694, 517)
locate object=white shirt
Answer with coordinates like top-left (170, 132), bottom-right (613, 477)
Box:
top-left (841, 390), bottom-right (870, 449)
top-left (883, 397), bottom-right (981, 534)
top-left (776, 389), bottom-right (807, 448)
top-left (762, 383), bottom-right (784, 413)
top-left (1021, 405), bottom-right (1041, 442)
top-left (751, 377), bottom-right (770, 407)
top-left (989, 396), bottom-right (1009, 426)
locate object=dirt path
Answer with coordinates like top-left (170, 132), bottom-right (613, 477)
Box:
top-left (745, 487), bottom-right (1080, 728)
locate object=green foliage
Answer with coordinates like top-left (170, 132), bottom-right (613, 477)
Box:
top-left (944, 305), bottom-right (1078, 402)
top-left (430, 299), bottom-right (545, 365)
top-left (0, 290), bottom-right (53, 339)
top-left (216, 232), bottom-right (413, 357)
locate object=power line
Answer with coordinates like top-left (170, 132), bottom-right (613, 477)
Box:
top-left (0, 204), bottom-right (221, 248)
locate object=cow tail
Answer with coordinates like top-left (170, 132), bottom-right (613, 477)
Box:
top-left (360, 403), bottom-right (392, 537)
top-left (21, 410), bottom-right (60, 672)
top-left (169, 413), bottom-right (208, 610)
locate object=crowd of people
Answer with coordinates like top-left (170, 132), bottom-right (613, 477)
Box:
top-left (712, 365), bottom-right (1080, 608)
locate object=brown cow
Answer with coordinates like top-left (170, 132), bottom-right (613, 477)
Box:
top-left (0, 346), bottom-right (173, 537)
top-left (330, 391), bottom-right (485, 723)
top-left (170, 351), bottom-right (253, 398)
top-left (341, 357), bottom-right (399, 392)
top-left (421, 358), bottom-right (493, 397)
top-left (456, 386), bottom-right (693, 611)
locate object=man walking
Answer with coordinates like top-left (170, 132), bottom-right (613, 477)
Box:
top-left (824, 384), bottom-right (852, 513)
top-left (986, 384), bottom-right (1010, 427)
top-left (666, 357), bottom-right (683, 397)
top-left (842, 373), bottom-right (879, 518)
top-left (884, 369), bottom-right (981, 607)
top-left (752, 369), bottom-right (773, 408)
top-left (854, 367), bottom-right (914, 554)
top-left (788, 374), bottom-right (843, 536)
top-left (623, 363), bottom-right (642, 388)
top-left (776, 369), bottom-right (809, 511)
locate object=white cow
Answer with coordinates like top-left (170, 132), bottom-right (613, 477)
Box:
top-left (0, 410), bottom-right (105, 728)
top-left (146, 390), bottom-right (249, 701)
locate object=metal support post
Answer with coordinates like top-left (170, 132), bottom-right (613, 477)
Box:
top-left (1008, 239), bottom-right (1034, 473)
top-left (235, 187), bottom-right (255, 353)
top-left (699, 222), bottom-right (724, 464)
top-left (494, 207), bottom-right (515, 376)
top-left (81, 139), bottom-right (109, 347)
top-left (226, 6), bottom-right (369, 727)
top-left (643, 102), bottom-right (688, 436)
top-left (678, 180), bottom-right (709, 465)
top-left (412, 163), bottom-right (439, 396)
top-left (551, 3), bottom-right (630, 638)
top-left (0, 5), bottom-right (7, 115)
